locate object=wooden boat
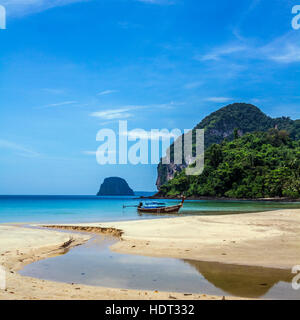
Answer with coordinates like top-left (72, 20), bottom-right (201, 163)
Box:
top-left (137, 197), bottom-right (185, 214)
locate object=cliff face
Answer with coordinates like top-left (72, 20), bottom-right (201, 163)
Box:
top-left (156, 103), bottom-right (299, 189)
top-left (97, 177), bottom-right (134, 196)
top-left (157, 130), bottom-right (300, 199)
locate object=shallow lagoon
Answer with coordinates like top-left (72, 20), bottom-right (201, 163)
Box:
top-left (20, 235), bottom-right (300, 300)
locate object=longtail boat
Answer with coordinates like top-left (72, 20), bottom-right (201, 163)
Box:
top-left (137, 197), bottom-right (185, 214)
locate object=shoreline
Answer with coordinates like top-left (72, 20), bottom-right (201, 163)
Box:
top-left (147, 194), bottom-right (300, 203)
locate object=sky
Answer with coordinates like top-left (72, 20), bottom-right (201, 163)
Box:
top-left (0, 0), bottom-right (300, 195)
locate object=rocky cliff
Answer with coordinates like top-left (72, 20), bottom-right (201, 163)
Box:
top-left (97, 177), bottom-right (134, 196)
top-left (156, 103), bottom-right (300, 189)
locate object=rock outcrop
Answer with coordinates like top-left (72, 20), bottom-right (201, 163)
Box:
top-left (97, 177), bottom-right (134, 196)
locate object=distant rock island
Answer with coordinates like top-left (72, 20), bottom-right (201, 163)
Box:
top-left (97, 177), bottom-right (134, 196)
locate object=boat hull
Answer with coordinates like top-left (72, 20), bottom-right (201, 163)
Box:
top-left (137, 204), bottom-right (182, 214)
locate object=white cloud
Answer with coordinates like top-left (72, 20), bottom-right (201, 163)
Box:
top-left (199, 32), bottom-right (300, 65)
top-left (256, 32), bottom-right (300, 64)
top-left (41, 100), bottom-right (77, 108)
top-left (204, 97), bottom-right (233, 103)
top-left (0, 139), bottom-right (41, 157)
top-left (90, 108), bottom-right (132, 120)
top-left (265, 44), bottom-right (300, 64)
top-left (48, 101), bottom-right (77, 107)
top-left (90, 106), bottom-right (144, 120)
top-left (154, 101), bottom-right (184, 109)
top-left (89, 102), bottom-right (181, 121)
top-left (121, 129), bottom-right (179, 141)
top-left (234, 0), bottom-right (262, 31)
top-left (198, 45), bottom-right (246, 61)
top-left (1, 0), bottom-right (86, 17)
top-left (97, 90), bottom-right (118, 96)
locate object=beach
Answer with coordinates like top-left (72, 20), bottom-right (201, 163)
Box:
top-left (1, 208), bottom-right (300, 300)
top-left (0, 225), bottom-right (233, 300)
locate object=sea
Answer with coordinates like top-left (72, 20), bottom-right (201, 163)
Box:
top-left (1, 193), bottom-right (300, 224)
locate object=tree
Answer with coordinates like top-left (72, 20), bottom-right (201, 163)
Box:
top-left (234, 128), bottom-right (239, 140)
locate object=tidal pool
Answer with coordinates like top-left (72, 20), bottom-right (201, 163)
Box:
top-left (19, 235), bottom-right (299, 300)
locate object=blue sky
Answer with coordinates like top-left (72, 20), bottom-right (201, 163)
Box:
top-left (0, 0), bottom-right (300, 194)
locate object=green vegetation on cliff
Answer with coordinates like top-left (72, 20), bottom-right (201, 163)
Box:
top-left (195, 103), bottom-right (300, 146)
top-left (159, 129), bottom-right (300, 199)
top-left (157, 103), bottom-right (300, 188)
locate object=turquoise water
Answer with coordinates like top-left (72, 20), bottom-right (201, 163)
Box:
top-left (1, 195), bottom-right (300, 224)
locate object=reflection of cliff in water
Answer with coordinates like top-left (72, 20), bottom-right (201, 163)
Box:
top-left (183, 260), bottom-right (293, 298)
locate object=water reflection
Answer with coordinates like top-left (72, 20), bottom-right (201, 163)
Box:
top-left (20, 236), bottom-right (299, 299)
top-left (184, 260), bottom-right (293, 298)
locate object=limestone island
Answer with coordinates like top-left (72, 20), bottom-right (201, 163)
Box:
top-left (97, 177), bottom-right (134, 196)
